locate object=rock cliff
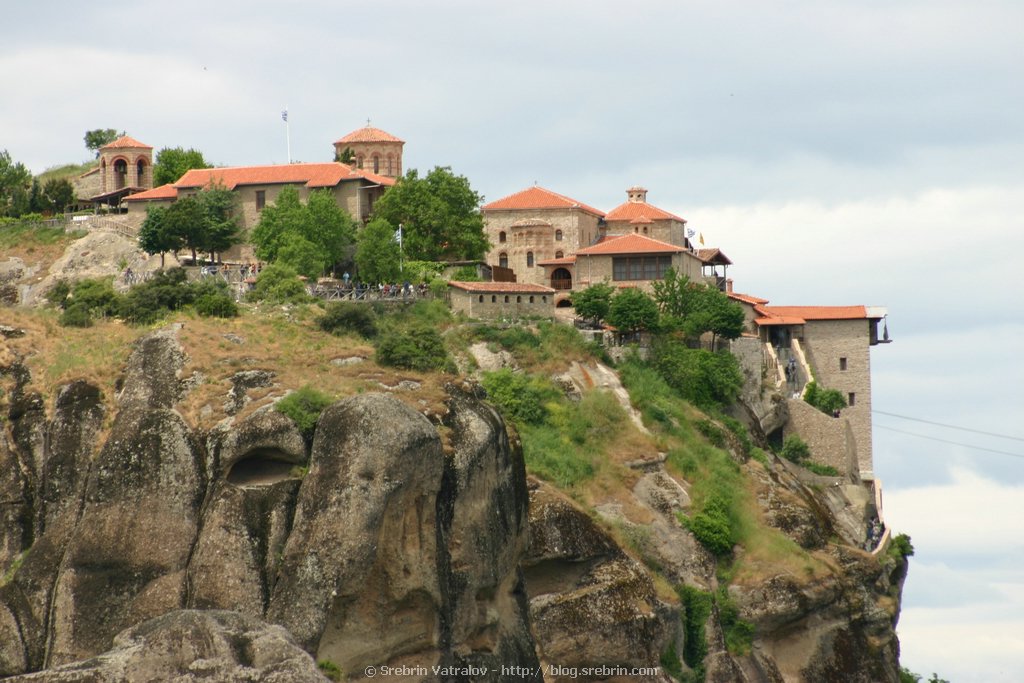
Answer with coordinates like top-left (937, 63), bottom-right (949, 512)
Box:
top-left (0, 325), bottom-right (906, 681)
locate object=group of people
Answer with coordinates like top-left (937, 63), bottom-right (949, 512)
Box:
top-left (865, 517), bottom-right (885, 550)
top-left (312, 277), bottom-right (432, 301)
top-left (199, 262), bottom-right (265, 281)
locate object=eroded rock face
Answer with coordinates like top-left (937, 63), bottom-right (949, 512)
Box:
top-left (0, 328), bottom-right (538, 680)
top-left (1, 609), bottom-right (327, 682)
top-left (524, 481), bottom-right (678, 679)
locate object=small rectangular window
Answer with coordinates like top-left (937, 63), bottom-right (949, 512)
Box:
top-left (848, 392), bottom-right (856, 406)
top-left (840, 357), bottom-right (847, 371)
top-left (256, 190), bottom-right (266, 211)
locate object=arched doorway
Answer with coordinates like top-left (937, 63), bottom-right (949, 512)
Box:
top-left (551, 267), bottom-right (572, 290)
top-left (113, 159), bottom-right (128, 189)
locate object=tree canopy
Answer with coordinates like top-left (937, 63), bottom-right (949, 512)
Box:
top-left (571, 282), bottom-right (615, 325)
top-left (0, 150), bottom-right (32, 218)
top-left (370, 166), bottom-right (488, 261)
top-left (652, 268), bottom-right (745, 347)
top-left (153, 147), bottom-right (212, 186)
top-left (355, 218), bottom-right (401, 283)
top-left (84, 128), bottom-right (125, 156)
top-left (250, 186), bottom-right (357, 278)
top-left (138, 185), bottom-right (241, 264)
top-left (607, 288), bottom-right (660, 334)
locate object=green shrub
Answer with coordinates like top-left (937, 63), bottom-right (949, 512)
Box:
top-left (695, 419), bottom-right (726, 448)
top-left (804, 380), bottom-right (847, 415)
top-left (71, 278), bottom-right (119, 316)
top-left (891, 533), bottom-right (914, 558)
top-left (246, 264), bottom-right (310, 304)
top-left (118, 268), bottom-right (195, 324)
top-left (677, 585), bottom-right (713, 679)
top-left (685, 498), bottom-right (735, 556)
top-left (317, 659), bottom-right (342, 682)
top-left (319, 302), bottom-right (378, 338)
top-left (519, 422), bottom-right (595, 488)
top-left (194, 292), bottom-right (238, 318)
top-left (375, 325), bottom-right (451, 372)
top-left (59, 302), bottom-right (93, 328)
top-left (779, 435), bottom-right (811, 464)
top-left (804, 461), bottom-right (840, 476)
top-left (481, 369), bottom-right (558, 424)
top-left (275, 386), bottom-right (334, 440)
top-left (719, 415), bottom-right (753, 457)
top-left (651, 342), bottom-right (743, 409)
top-left (45, 280), bottom-right (71, 308)
top-left (717, 587), bottom-right (755, 655)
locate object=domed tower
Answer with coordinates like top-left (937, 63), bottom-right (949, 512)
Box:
top-left (98, 135), bottom-right (154, 194)
top-left (333, 124), bottom-right (404, 178)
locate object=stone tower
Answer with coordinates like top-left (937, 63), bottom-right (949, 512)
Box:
top-left (98, 135), bottom-right (154, 194)
top-left (333, 125), bottom-right (405, 178)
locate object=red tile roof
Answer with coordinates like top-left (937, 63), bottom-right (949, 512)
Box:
top-left (482, 186), bottom-right (605, 217)
top-left (755, 316), bottom-right (808, 326)
top-left (604, 200), bottom-right (685, 223)
top-left (100, 135), bottom-right (152, 150)
top-left (449, 281), bottom-right (555, 293)
top-left (727, 291), bottom-right (770, 306)
top-left (760, 305), bottom-right (870, 321)
top-left (695, 248), bottom-right (733, 265)
top-left (174, 162), bottom-right (394, 190)
top-left (334, 126), bottom-right (404, 144)
top-left (123, 184), bottom-right (179, 201)
top-left (574, 234), bottom-right (685, 256)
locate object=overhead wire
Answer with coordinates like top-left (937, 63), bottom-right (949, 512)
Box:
top-left (872, 409), bottom-right (1024, 442)
top-left (875, 424), bottom-right (1024, 459)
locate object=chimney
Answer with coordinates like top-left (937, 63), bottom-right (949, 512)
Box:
top-left (627, 186), bottom-right (648, 203)
top-left (726, 278), bottom-right (734, 293)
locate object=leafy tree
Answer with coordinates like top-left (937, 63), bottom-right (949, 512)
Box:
top-left (653, 267), bottom-right (745, 346)
top-left (251, 187), bottom-right (354, 276)
top-left (571, 282), bottom-right (615, 325)
top-left (41, 178), bottom-right (76, 213)
top-left (334, 146), bottom-right (355, 163)
top-left (153, 147), bottom-right (211, 186)
top-left (607, 288), bottom-right (659, 334)
top-left (161, 196), bottom-right (207, 263)
top-left (84, 128), bottom-right (124, 157)
top-left (139, 205), bottom-right (177, 267)
top-left (375, 325), bottom-right (451, 372)
top-left (779, 435), bottom-right (811, 464)
top-left (803, 381), bottom-right (847, 415)
top-left (245, 264), bottom-right (310, 304)
top-left (194, 184), bottom-right (241, 259)
top-left (651, 342), bottom-right (744, 409)
top-left (0, 150), bottom-right (32, 218)
top-left (371, 166), bottom-right (488, 261)
top-left (355, 217), bottom-right (401, 283)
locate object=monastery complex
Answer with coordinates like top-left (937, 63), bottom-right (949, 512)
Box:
top-left (67, 125), bottom-right (891, 493)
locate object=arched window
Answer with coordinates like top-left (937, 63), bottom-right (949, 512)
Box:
top-left (504, 295), bottom-right (510, 303)
top-left (356, 155), bottom-right (365, 169)
top-left (386, 155), bottom-right (393, 175)
top-left (529, 295), bottom-right (535, 303)
top-left (542, 296), bottom-right (548, 303)
top-left (499, 231), bottom-right (507, 243)
top-left (527, 251), bottom-right (534, 267)
top-left (136, 159), bottom-right (146, 186)
top-left (372, 155), bottom-right (380, 174)
top-left (499, 253), bottom-right (508, 268)
top-left (555, 229), bottom-right (563, 241)
top-left (516, 295), bottom-right (522, 303)
top-left (491, 295), bottom-right (497, 302)
top-left (555, 250), bottom-right (564, 259)
top-left (113, 159), bottom-right (128, 189)
top-left (478, 295), bottom-right (484, 302)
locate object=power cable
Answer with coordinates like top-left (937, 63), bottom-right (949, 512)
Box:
top-left (872, 410), bottom-right (1024, 443)
top-left (875, 424), bottom-right (1024, 459)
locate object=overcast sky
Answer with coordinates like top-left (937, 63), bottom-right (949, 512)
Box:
top-left (3, 1), bottom-right (1023, 680)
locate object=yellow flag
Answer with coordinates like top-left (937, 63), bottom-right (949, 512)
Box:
top-left (699, 232), bottom-right (705, 245)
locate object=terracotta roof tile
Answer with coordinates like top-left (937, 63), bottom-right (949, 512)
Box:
top-left (483, 186), bottom-right (605, 217)
top-left (760, 305), bottom-right (869, 321)
top-left (695, 248), bottom-right (733, 265)
top-left (537, 255), bottom-right (576, 266)
top-left (727, 291), bottom-right (770, 305)
top-left (448, 281), bottom-right (555, 294)
top-left (100, 135), bottom-right (153, 150)
top-left (334, 126), bottom-right (404, 144)
top-left (604, 200), bottom-right (685, 223)
top-left (173, 162), bottom-right (394, 191)
top-left (123, 184), bottom-right (178, 201)
top-left (574, 234), bottom-right (685, 256)
top-left (756, 316), bottom-right (807, 326)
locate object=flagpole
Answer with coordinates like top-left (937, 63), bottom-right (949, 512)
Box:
top-left (282, 106), bottom-right (291, 163)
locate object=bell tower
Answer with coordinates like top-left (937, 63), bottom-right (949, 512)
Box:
top-left (333, 123), bottom-right (405, 178)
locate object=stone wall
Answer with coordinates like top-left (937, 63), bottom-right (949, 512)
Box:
top-left (786, 398), bottom-right (858, 478)
top-left (484, 208), bottom-right (601, 285)
top-left (573, 250), bottom-right (703, 290)
top-left (800, 318), bottom-right (875, 475)
top-left (450, 289), bottom-right (555, 319)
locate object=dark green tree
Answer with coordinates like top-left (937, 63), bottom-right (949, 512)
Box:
top-left (84, 128), bottom-right (125, 157)
top-left (194, 184), bottom-right (241, 259)
top-left (570, 282), bottom-right (615, 325)
top-left (334, 146), bottom-right (355, 163)
top-left (153, 147), bottom-right (212, 186)
top-left (652, 267), bottom-right (745, 346)
top-left (41, 178), bottom-right (76, 214)
top-left (355, 217), bottom-right (401, 283)
top-left (250, 187), bottom-right (355, 276)
top-left (0, 150), bottom-right (32, 218)
top-left (138, 205), bottom-right (179, 268)
top-left (162, 196), bottom-right (207, 263)
top-left (607, 288), bottom-right (660, 334)
top-left (370, 166), bottom-right (488, 261)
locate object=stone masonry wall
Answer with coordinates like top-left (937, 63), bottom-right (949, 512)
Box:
top-left (800, 319), bottom-right (875, 476)
top-left (786, 398), bottom-right (858, 477)
top-left (484, 209), bottom-right (601, 285)
top-left (450, 290), bottom-right (555, 319)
